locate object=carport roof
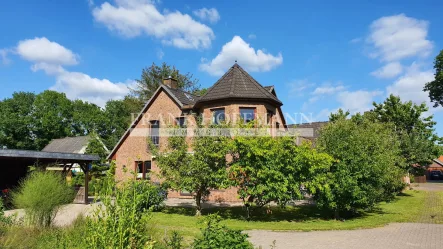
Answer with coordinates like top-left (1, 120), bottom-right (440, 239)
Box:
top-left (0, 149), bottom-right (100, 163)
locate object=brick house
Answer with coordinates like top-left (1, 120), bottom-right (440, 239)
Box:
top-left (107, 63), bottom-right (287, 202)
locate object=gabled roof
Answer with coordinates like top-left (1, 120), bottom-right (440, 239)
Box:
top-left (433, 158), bottom-right (443, 166)
top-left (42, 136), bottom-right (91, 154)
top-left (196, 63), bottom-right (282, 106)
top-left (107, 85), bottom-right (187, 159)
top-left (166, 86), bottom-right (199, 106)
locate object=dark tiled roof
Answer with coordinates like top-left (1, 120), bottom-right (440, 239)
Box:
top-left (287, 121), bottom-right (329, 138)
top-left (263, 86), bottom-right (274, 92)
top-left (197, 63), bottom-right (282, 106)
top-left (165, 86), bottom-right (199, 106)
top-left (0, 149), bottom-right (100, 162)
top-left (42, 136), bottom-right (91, 154)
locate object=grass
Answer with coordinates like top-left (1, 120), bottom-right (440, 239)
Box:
top-left (150, 190), bottom-right (442, 241)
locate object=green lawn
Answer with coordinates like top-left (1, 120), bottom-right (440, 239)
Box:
top-left (150, 190), bottom-right (443, 241)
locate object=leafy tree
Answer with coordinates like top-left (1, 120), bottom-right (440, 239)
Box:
top-left (329, 108), bottom-right (350, 121)
top-left (131, 62), bottom-right (201, 102)
top-left (0, 92), bottom-right (36, 150)
top-left (316, 114), bottom-right (405, 218)
top-left (102, 96), bottom-right (142, 150)
top-left (32, 90), bottom-right (74, 149)
top-left (85, 133), bottom-right (109, 180)
top-left (71, 100), bottom-right (106, 136)
top-left (371, 94), bottom-right (441, 172)
top-left (229, 130), bottom-right (332, 219)
top-left (152, 125), bottom-right (230, 215)
top-left (424, 49), bottom-right (443, 107)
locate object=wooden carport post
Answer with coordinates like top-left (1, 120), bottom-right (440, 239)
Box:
top-left (79, 163), bottom-right (89, 204)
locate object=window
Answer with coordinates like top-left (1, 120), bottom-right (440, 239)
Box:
top-left (176, 117), bottom-right (186, 128)
top-left (136, 161), bottom-right (151, 180)
top-left (240, 108), bottom-right (255, 123)
top-left (276, 122), bottom-right (280, 129)
top-left (150, 120), bottom-right (159, 146)
top-left (212, 108), bottom-right (225, 125)
top-left (267, 110), bottom-right (274, 125)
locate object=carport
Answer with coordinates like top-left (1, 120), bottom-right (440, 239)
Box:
top-left (0, 149), bottom-right (100, 204)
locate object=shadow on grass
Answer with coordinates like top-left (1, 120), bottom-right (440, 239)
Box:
top-left (159, 203), bottom-right (386, 222)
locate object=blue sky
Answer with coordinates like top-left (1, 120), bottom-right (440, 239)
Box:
top-left (0, 0), bottom-right (442, 135)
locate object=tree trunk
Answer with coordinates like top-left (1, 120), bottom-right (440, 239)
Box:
top-left (195, 191), bottom-right (202, 216)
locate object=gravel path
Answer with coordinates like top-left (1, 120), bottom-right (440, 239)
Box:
top-left (247, 223), bottom-right (443, 249)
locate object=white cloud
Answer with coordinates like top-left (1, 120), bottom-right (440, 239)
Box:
top-left (371, 62), bottom-right (403, 79)
top-left (16, 37), bottom-right (79, 65)
top-left (337, 90), bottom-right (383, 113)
top-left (386, 63), bottom-right (434, 106)
top-left (156, 48), bottom-right (164, 59)
top-left (92, 1), bottom-right (215, 49)
top-left (193, 7), bottom-right (220, 24)
top-left (248, 34), bottom-right (256, 39)
top-left (350, 37), bottom-right (362, 43)
top-left (30, 63), bottom-right (131, 107)
top-left (8, 37), bottom-right (132, 107)
top-left (312, 84), bottom-right (345, 95)
top-left (288, 79), bottom-right (315, 94)
top-left (199, 36), bottom-right (283, 76)
top-left (367, 14), bottom-right (433, 62)
top-left (0, 49), bottom-right (11, 65)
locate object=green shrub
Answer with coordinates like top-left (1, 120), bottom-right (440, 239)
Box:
top-left (163, 231), bottom-right (184, 249)
top-left (84, 174), bottom-right (156, 248)
top-left (128, 181), bottom-right (167, 212)
top-left (0, 201), bottom-right (14, 235)
top-left (316, 116), bottom-right (406, 218)
top-left (192, 214), bottom-right (253, 249)
top-left (12, 171), bottom-right (74, 227)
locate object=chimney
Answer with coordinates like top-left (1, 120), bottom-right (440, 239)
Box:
top-left (163, 76), bottom-right (178, 89)
top-left (439, 155), bottom-right (443, 162)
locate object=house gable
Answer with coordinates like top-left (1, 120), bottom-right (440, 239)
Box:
top-left (107, 85), bottom-right (183, 160)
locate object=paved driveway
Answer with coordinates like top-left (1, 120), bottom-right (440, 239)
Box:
top-left (248, 223), bottom-right (443, 249)
top-left (413, 181), bottom-right (443, 192)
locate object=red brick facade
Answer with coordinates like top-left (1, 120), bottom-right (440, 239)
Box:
top-left (109, 64), bottom-right (286, 202)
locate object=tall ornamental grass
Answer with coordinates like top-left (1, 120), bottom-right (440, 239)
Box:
top-left (12, 171), bottom-right (74, 227)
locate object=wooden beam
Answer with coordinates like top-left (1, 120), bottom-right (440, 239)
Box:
top-left (79, 163), bottom-right (89, 205)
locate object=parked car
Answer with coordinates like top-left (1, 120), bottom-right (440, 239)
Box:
top-left (430, 170), bottom-right (443, 180)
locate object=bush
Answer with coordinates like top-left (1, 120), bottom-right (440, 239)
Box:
top-left (316, 116), bottom-right (406, 218)
top-left (12, 171), bottom-right (74, 227)
top-left (0, 201), bottom-right (13, 235)
top-left (164, 230), bottom-right (184, 249)
top-left (84, 174), bottom-right (156, 248)
top-left (129, 181), bottom-right (167, 212)
top-left (192, 214), bottom-right (253, 249)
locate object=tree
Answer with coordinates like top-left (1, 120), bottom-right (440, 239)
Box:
top-left (131, 62), bottom-right (201, 102)
top-left (32, 90), bottom-right (75, 149)
top-left (316, 114), bottom-right (405, 218)
top-left (0, 92), bottom-right (36, 150)
top-left (229, 131), bottom-right (333, 219)
top-left (371, 94), bottom-right (441, 172)
top-left (152, 125), bottom-right (230, 215)
top-left (329, 108), bottom-right (350, 121)
top-left (101, 96), bottom-right (142, 150)
top-left (71, 100), bottom-right (106, 136)
top-left (424, 49), bottom-right (443, 107)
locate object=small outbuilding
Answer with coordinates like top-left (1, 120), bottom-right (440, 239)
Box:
top-left (0, 149), bottom-right (99, 204)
